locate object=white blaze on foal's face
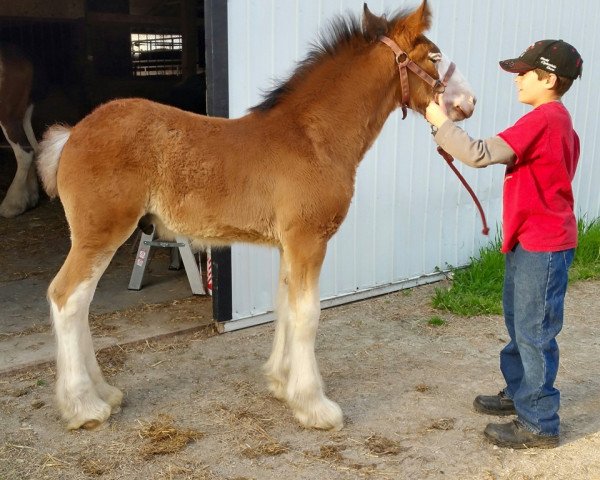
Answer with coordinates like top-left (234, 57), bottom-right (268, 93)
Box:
top-left (431, 51), bottom-right (476, 121)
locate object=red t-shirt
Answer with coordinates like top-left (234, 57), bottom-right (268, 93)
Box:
top-left (497, 101), bottom-right (579, 253)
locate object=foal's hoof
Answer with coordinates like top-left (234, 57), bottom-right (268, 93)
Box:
top-left (66, 410), bottom-right (110, 431)
top-left (96, 383), bottom-right (123, 414)
top-left (293, 397), bottom-right (344, 431)
top-left (264, 363), bottom-right (289, 402)
top-left (80, 419), bottom-right (109, 431)
top-left (266, 377), bottom-right (288, 402)
top-left (62, 398), bottom-right (112, 431)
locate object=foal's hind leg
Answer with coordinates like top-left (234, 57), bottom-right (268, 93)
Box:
top-left (282, 234), bottom-right (343, 430)
top-left (50, 235), bottom-right (129, 429)
top-left (264, 253), bottom-right (292, 400)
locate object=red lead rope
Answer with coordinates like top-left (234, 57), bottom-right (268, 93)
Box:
top-left (437, 146), bottom-right (490, 236)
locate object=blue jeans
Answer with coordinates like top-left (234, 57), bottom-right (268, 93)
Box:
top-left (500, 243), bottom-right (574, 436)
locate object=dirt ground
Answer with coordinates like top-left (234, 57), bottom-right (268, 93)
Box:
top-left (1, 160), bottom-right (600, 479)
top-left (1, 280), bottom-right (600, 480)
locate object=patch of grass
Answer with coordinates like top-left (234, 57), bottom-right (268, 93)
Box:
top-left (427, 316), bottom-right (446, 327)
top-left (571, 217), bottom-right (600, 281)
top-left (432, 234), bottom-right (504, 316)
top-left (432, 217), bottom-right (600, 316)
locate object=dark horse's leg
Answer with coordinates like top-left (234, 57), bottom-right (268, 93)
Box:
top-left (0, 105), bottom-right (38, 217)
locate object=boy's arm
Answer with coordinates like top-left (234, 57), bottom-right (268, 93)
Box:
top-left (434, 120), bottom-right (516, 168)
top-left (426, 99), bottom-right (516, 168)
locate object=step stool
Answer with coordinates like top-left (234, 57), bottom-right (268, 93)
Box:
top-left (128, 225), bottom-right (205, 295)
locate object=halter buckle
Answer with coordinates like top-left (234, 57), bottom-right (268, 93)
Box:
top-left (395, 52), bottom-right (409, 67)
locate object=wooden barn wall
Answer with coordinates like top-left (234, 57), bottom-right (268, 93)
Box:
top-left (225, 0), bottom-right (599, 326)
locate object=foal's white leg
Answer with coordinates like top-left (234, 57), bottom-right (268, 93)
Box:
top-left (85, 342), bottom-right (124, 415)
top-left (284, 242), bottom-right (343, 430)
top-left (264, 256), bottom-right (292, 400)
top-left (286, 282), bottom-right (343, 430)
top-left (52, 280), bottom-right (110, 430)
top-left (51, 258), bottom-right (121, 429)
top-left (0, 124), bottom-right (38, 217)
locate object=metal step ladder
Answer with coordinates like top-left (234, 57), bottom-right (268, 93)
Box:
top-left (128, 225), bottom-right (205, 295)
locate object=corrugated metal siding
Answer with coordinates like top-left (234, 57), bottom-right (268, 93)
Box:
top-left (227, 0), bottom-right (600, 322)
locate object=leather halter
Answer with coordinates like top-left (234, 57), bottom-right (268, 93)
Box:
top-left (379, 35), bottom-right (456, 120)
top-left (379, 36), bottom-right (488, 236)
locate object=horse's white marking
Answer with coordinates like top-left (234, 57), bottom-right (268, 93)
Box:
top-left (264, 256), bottom-right (342, 430)
top-left (0, 125), bottom-right (38, 217)
top-left (51, 258), bottom-right (119, 429)
top-left (286, 284), bottom-right (343, 430)
top-left (437, 51), bottom-right (476, 121)
top-left (23, 104), bottom-right (39, 152)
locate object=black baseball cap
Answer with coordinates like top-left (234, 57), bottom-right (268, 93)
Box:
top-left (499, 39), bottom-right (583, 79)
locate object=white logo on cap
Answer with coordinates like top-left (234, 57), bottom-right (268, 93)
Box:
top-left (539, 56), bottom-right (557, 71)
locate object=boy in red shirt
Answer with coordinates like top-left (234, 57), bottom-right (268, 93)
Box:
top-left (425, 39), bottom-right (583, 448)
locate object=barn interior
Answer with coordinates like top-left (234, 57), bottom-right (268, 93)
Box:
top-left (0, 0), bottom-right (213, 376)
top-left (0, 0), bottom-right (206, 131)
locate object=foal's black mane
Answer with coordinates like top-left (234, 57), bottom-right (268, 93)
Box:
top-left (250, 8), bottom-right (410, 113)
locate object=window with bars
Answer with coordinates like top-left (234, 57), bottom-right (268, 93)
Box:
top-left (131, 33), bottom-right (182, 76)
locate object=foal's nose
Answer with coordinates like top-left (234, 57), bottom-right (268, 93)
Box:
top-left (453, 95), bottom-right (476, 119)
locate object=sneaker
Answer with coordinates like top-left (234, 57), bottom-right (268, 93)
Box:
top-left (484, 420), bottom-right (559, 449)
top-left (473, 391), bottom-right (516, 416)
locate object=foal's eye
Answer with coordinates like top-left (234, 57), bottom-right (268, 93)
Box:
top-left (428, 53), bottom-right (442, 64)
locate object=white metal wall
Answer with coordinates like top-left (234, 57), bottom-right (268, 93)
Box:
top-left (226, 0), bottom-right (600, 326)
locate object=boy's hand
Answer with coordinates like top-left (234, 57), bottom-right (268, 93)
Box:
top-left (425, 94), bottom-right (449, 129)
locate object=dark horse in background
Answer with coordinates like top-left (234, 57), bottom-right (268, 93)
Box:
top-left (37, 1), bottom-right (475, 432)
top-left (0, 43), bottom-right (42, 218)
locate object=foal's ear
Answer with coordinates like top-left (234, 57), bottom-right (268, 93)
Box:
top-left (362, 3), bottom-right (388, 41)
top-left (396, 0), bottom-right (432, 42)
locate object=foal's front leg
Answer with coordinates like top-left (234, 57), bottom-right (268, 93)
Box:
top-left (283, 240), bottom-right (343, 430)
top-left (264, 256), bottom-right (292, 400)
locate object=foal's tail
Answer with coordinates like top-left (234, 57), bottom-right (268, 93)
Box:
top-left (37, 124), bottom-right (71, 199)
